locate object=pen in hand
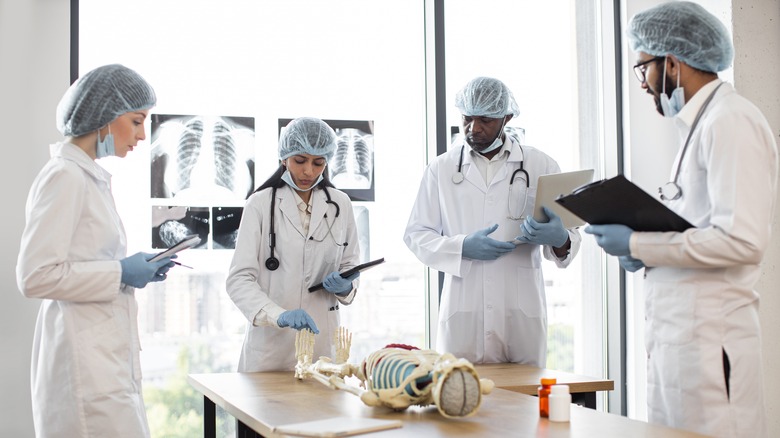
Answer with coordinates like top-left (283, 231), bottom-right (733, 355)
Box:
top-left (173, 261), bottom-right (193, 269)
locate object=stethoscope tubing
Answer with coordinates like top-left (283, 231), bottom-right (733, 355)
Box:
top-left (265, 185), bottom-right (340, 271)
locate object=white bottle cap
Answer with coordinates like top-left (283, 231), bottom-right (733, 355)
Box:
top-left (551, 384), bottom-right (570, 394)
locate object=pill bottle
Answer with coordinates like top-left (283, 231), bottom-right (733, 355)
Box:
top-left (537, 378), bottom-right (557, 417)
top-left (548, 384), bottom-right (571, 422)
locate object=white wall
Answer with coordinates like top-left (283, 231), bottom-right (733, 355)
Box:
top-left (0, 0), bottom-right (69, 436)
top-left (733, 1), bottom-right (780, 435)
top-left (1, 0), bottom-right (777, 436)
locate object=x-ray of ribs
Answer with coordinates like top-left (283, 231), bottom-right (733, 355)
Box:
top-left (332, 128), bottom-right (372, 181)
top-left (212, 119), bottom-right (237, 193)
top-left (175, 118), bottom-right (204, 191)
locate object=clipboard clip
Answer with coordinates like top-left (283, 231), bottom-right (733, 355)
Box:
top-left (570, 179), bottom-right (605, 195)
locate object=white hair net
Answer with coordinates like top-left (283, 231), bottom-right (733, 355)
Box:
top-left (278, 117), bottom-right (337, 161)
top-left (455, 77), bottom-right (520, 119)
top-left (628, 1), bottom-right (733, 73)
top-left (56, 64), bottom-right (156, 137)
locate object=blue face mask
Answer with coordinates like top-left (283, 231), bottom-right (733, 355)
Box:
top-left (96, 126), bottom-right (115, 158)
top-left (281, 169), bottom-right (323, 192)
top-left (659, 58), bottom-right (685, 118)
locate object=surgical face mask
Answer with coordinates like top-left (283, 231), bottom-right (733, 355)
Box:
top-left (96, 125), bottom-right (115, 158)
top-left (659, 58), bottom-right (685, 118)
top-left (281, 168), bottom-right (323, 192)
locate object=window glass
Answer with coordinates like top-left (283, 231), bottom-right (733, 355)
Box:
top-left (80, 0), bottom-right (611, 434)
top-left (80, 1), bottom-right (427, 436)
top-left (445, 0), bottom-right (604, 377)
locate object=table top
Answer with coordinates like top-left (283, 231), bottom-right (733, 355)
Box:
top-left (474, 363), bottom-right (615, 395)
top-left (189, 371), bottom-right (706, 438)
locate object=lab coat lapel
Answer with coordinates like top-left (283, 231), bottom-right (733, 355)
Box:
top-left (461, 151), bottom-right (488, 193)
top-left (308, 188), bottom-right (327, 238)
top-left (277, 186), bottom-right (306, 238)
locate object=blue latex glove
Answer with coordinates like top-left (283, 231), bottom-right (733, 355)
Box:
top-left (154, 254), bottom-right (177, 278)
top-left (619, 255), bottom-right (645, 272)
top-left (462, 224), bottom-right (516, 260)
top-left (277, 309), bottom-right (319, 334)
top-left (322, 271), bottom-right (359, 295)
top-left (583, 224), bottom-right (634, 256)
top-left (514, 207), bottom-right (569, 248)
top-left (119, 252), bottom-right (175, 288)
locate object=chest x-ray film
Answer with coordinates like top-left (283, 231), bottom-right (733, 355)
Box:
top-left (150, 114), bottom-right (256, 250)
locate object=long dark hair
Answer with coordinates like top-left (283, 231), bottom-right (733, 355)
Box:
top-left (250, 163), bottom-right (335, 198)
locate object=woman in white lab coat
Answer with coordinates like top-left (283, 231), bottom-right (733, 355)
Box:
top-left (227, 117), bottom-right (361, 372)
top-left (16, 65), bottom-right (176, 438)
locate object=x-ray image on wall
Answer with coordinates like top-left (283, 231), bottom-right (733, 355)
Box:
top-left (151, 205), bottom-right (210, 250)
top-left (279, 118), bottom-right (375, 202)
top-left (450, 125), bottom-right (525, 146)
top-left (150, 114), bottom-right (255, 204)
top-left (212, 206), bottom-right (242, 249)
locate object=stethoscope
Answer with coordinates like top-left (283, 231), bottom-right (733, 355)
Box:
top-left (659, 82), bottom-right (725, 201)
top-left (265, 185), bottom-right (343, 271)
top-left (452, 141), bottom-right (530, 221)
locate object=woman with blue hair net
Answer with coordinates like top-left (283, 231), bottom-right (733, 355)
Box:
top-left (227, 117), bottom-right (361, 377)
top-left (404, 77), bottom-right (581, 367)
top-left (16, 64), bottom-right (176, 437)
top-left (585, 2), bottom-right (777, 437)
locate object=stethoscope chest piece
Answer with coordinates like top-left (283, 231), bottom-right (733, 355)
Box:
top-left (452, 172), bottom-right (464, 184)
top-left (265, 256), bottom-right (279, 271)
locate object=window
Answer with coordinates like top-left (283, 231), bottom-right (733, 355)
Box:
top-left (79, 1), bottom-right (616, 435)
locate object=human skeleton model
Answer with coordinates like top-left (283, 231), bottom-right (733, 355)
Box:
top-left (294, 327), bottom-right (495, 418)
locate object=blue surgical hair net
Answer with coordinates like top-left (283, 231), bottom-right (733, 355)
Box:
top-left (627, 1), bottom-right (733, 73)
top-left (56, 64), bottom-right (156, 137)
top-left (455, 77), bottom-right (520, 119)
top-left (278, 117), bottom-right (337, 162)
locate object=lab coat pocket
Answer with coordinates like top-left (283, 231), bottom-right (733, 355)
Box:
top-left (646, 280), bottom-right (696, 345)
top-left (511, 267), bottom-right (544, 318)
top-left (78, 315), bottom-right (132, 397)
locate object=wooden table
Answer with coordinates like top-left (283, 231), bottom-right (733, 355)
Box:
top-left (475, 363), bottom-right (614, 409)
top-left (189, 372), bottom-right (707, 438)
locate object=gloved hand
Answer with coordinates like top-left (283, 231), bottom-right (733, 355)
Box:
top-left (277, 309), bottom-right (319, 334)
top-left (322, 271), bottom-right (359, 295)
top-left (462, 224), bottom-right (516, 260)
top-left (154, 254), bottom-right (177, 278)
top-left (583, 224), bottom-right (634, 256)
top-left (514, 207), bottom-right (569, 248)
top-left (619, 255), bottom-right (645, 272)
top-left (120, 252), bottom-right (175, 288)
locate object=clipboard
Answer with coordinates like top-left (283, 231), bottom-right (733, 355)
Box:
top-left (272, 416), bottom-right (402, 437)
top-left (532, 169), bottom-right (594, 228)
top-left (149, 234), bottom-right (201, 262)
top-left (308, 258), bottom-right (385, 293)
top-left (555, 175), bottom-right (694, 232)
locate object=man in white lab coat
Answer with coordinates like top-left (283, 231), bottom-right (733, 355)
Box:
top-left (585, 3), bottom-right (777, 437)
top-left (404, 77), bottom-right (581, 367)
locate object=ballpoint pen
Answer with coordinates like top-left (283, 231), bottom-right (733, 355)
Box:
top-left (173, 261), bottom-right (193, 269)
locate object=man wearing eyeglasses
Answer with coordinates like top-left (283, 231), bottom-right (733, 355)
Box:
top-left (585, 2), bottom-right (777, 437)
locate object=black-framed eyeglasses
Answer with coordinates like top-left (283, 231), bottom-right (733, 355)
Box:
top-left (632, 56), bottom-right (665, 83)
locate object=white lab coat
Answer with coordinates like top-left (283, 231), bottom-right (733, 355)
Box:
top-left (16, 143), bottom-right (149, 438)
top-left (630, 81), bottom-right (778, 438)
top-left (226, 184), bottom-right (360, 372)
top-left (404, 136), bottom-right (581, 366)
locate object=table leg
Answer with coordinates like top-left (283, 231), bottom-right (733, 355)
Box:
top-left (571, 391), bottom-right (596, 409)
top-left (204, 395), bottom-right (216, 438)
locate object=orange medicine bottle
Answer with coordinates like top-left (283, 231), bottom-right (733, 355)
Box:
top-left (538, 378), bottom-right (557, 417)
